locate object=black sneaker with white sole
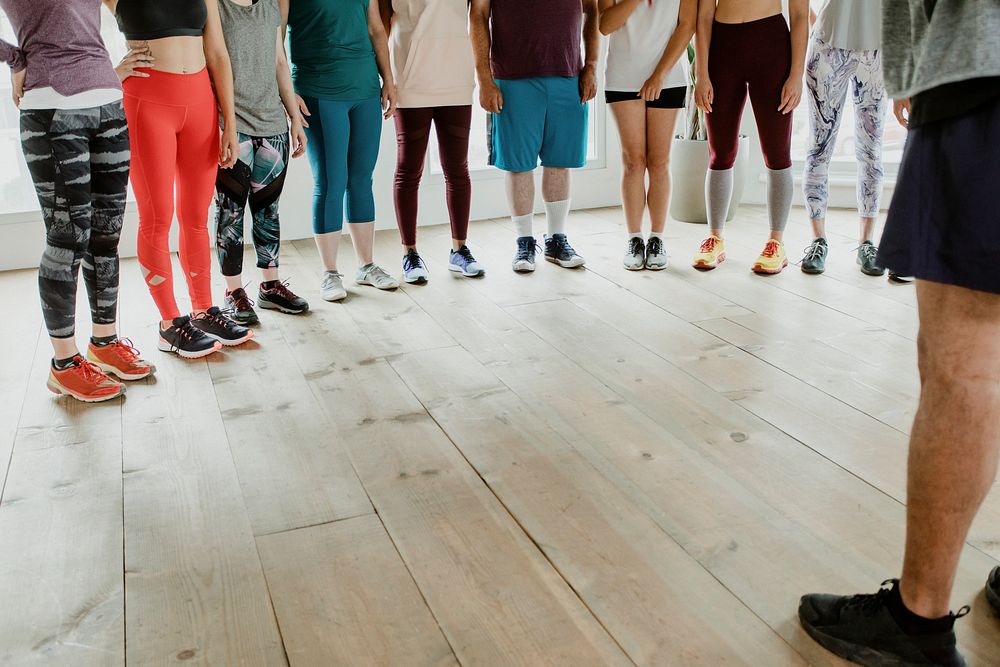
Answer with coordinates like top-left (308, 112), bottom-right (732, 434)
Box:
top-left (224, 288), bottom-right (259, 325)
top-left (544, 233), bottom-right (585, 268)
top-left (987, 567), bottom-right (1000, 614)
top-left (512, 236), bottom-right (538, 273)
top-left (158, 315), bottom-right (222, 359)
top-left (799, 580), bottom-right (969, 667)
top-left (191, 307), bottom-right (254, 346)
top-left (258, 280), bottom-right (309, 314)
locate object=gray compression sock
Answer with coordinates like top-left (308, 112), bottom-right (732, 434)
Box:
top-left (705, 168), bottom-right (734, 233)
top-left (767, 167), bottom-right (794, 233)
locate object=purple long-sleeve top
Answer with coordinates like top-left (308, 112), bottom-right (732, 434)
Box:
top-left (0, 0), bottom-right (121, 96)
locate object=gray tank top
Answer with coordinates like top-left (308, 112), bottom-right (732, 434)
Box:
top-left (814, 0), bottom-right (882, 52)
top-left (218, 0), bottom-right (288, 137)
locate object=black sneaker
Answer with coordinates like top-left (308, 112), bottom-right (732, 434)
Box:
top-left (512, 236), bottom-right (538, 273)
top-left (258, 280), bottom-right (309, 315)
top-left (889, 272), bottom-right (916, 284)
top-left (191, 306), bottom-right (254, 346)
top-left (224, 287), bottom-right (259, 325)
top-left (799, 580), bottom-right (969, 666)
top-left (987, 567), bottom-right (1000, 614)
top-left (858, 240), bottom-right (885, 276)
top-left (544, 233), bottom-right (585, 268)
top-left (801, 237), bottom-right (829, 274)
top-left (157, 315), bottom-right (222, 359)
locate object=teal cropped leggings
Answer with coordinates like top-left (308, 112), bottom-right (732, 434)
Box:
top-left (302, 96), bottom-right (382, 234)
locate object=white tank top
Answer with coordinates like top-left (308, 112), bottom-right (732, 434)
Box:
top-left (605, 0), bottom-right (689, 92)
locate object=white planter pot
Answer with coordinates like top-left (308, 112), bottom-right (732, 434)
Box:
top-left (669, 135), bottom-right (750, 224)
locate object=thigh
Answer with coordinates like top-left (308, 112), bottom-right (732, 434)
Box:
top-left (125, 97), bottom-right (180, 223)
top-left (748, 51), bottom-right (793, 170)
top-left (347, 97), bottom-right (383, 178)
top-left (645, 107), bottom-right (679, 166)
top-left (490, 78), bottom-right (546, 172)
top-left (248, 134), bottom-right (290, 214)
top-left (540, 76), bottom-right (588, 169)
top-left (301, 96), bottom-right (328, 187)
top-left (851, 50), bottom-right (887, 144)
top-left (217, 133), bottom-right (254, 212)
top-left (806, 42), bottom-right (853, 148)
top-left (609, 99), bottom-right (647, 161)
top-left (432, 105), bottom-right (472, 170)
top-left (395, 107), bottom-right (434, 168)
top-left (917, 281), bottom-right (1000, 379)
top-left (175, 96), bottom-right (221, 213)
top-left (89, 102), bottom-right (130, 240)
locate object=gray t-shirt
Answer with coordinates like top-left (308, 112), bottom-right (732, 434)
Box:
top-left (814, 0), bottom-right (882, 51)
top-left (218, 0), bottom-right (288, 137)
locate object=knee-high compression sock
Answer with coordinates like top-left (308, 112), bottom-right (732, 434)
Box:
top-left (544, 199), bottom-right (570, 236)
top-left (767, 167), bottom-right (794, 233)
top-left (513, 214), bottom-right (534, 238)
top-left (705, 168), bottom-right (734, 233)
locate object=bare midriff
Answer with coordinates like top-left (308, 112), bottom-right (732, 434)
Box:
top-left (714, 0), bottom-right (783, 24)
top-left (128, 36), bottom-right (206, 74)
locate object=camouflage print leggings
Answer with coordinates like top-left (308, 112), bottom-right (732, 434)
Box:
top-left (21, 102), bottom-right (129, 339)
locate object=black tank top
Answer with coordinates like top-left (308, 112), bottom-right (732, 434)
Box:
top-left (116, 0), bottom-right (208, 41)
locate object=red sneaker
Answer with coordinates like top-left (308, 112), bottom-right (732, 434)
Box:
top-left (46, 357), bottom-right (125, 403)
top-left (87, 338), bottom-right (156, 381)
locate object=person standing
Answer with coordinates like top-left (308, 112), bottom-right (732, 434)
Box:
top-left (470, 0), bottom-right (599, 273)
top-left (215, 0), bottom-right (310, 326)
top-left (281, 0), bottom-right (400, 302)
top-left (1, 0), bottom-right (154, 402)
top-left (379, 0), bottom-right (484, 285)
top-left (600, 0), bottom-right (697, 271)
top-left (799, 1), bottom-right (1000, 664)
top-left (112, 0), bottom-right (254, 358)
top-left (799, 0), bottom-right (888, 278)
top-left (692, 0), bottom-right (808, 275)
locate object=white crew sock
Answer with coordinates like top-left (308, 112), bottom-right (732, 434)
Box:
top-left (512, 214), bottom-right (533, 238)
top-left (629, 232), bottom-right (643, 240)
top-left (648, 232), bottom-right (663, 240)
top-left (544, 199), bottom-right (571, 236)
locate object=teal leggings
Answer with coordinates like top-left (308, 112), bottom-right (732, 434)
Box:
top-left (302, 96), bottom-right (382, 234)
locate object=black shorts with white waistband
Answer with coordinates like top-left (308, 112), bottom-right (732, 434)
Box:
top-left (605, 86), bottom-right (687, 109)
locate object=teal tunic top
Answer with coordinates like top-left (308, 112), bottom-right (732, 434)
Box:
top-left (287, 0), bottom-right (381, 101)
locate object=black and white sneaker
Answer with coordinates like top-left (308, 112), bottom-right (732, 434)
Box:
top-left (158, 315), bottom-right (222, 359)
top-left (258, 280), bottom-right (309, 315)
top-left (224, 287), bottom-right (259, 325)
top-left (987, 567), bottom-right (1000, 614)
top-left (512, 236), bottom-right (538, 273)
top-left (544, 234), bottom-right (585, 268)
top-left (191, 307), bottom-right (254, 346)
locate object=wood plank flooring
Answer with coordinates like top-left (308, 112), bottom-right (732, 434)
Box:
top-left (1, 206), bottom-right (999, 666)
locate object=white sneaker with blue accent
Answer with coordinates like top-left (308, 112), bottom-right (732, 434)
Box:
top-left (448, 245), bottom-right (485, 277)
top-left (402, 250), bottom-right (429, 284)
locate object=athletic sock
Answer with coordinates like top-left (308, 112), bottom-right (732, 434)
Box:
top-left (648, 232), bottom-right (663, 240)
top-left (629, 232), bottom-right (643, 240)
top-left (513, 214), bottom-right (534, 238)
top-left (705, 168), bottom-right (734, 233)
top-left (885, 584), bottom-right (956, 636)
top-left (544, 199), bottom-right (571, 237)
top-left (90, 334), bottom-right (118, 348)
top-left (53, 356), bottom-right (80, 371)
top-left (767, 167), bottom-right (794, 233)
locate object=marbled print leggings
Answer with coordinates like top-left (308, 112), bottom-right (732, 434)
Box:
top-left (803, 39), bottom-right (886, 221)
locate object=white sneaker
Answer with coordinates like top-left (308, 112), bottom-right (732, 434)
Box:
top-left (623, 237), bottom-right (645, 271)
top-left (320, 270), bottom-right (347, 302)
top-left (645, 236), bottom-right (668, 270)
top-left (402, 250), bottom-right (429, 284)
top-left (356, 263), bottom-right (399, 290)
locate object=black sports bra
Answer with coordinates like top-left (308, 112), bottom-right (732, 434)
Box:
top-left (116, 0), bottom-right (208, 41)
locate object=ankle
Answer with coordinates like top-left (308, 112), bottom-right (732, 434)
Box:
top-left (898, 579), bottom-right (953, 621)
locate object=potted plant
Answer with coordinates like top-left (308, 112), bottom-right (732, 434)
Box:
top-left (669, 44), bottom-right (749, 224)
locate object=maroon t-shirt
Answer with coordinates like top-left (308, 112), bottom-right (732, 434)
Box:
top-left (490, 0), bottom-right (583, 80)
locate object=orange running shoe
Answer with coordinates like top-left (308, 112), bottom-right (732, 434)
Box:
top-left (88, 338), bottom-right (156, 381)
top-left (752, 239), bottom-right (788, 275)
top-left (693, 235), bottom-right (726, 270)
top-left (47, 357), bottom-right (125, 403)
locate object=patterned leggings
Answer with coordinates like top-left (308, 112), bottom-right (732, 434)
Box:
top-left (214, 132), bottom-right (289, 277)
top-left (21, 102), bottom-right (129, 339)
top-left (803, 39), bottom-right (886, 221)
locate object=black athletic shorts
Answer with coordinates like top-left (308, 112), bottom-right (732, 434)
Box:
top-left (877, 94), bottom-right (1000, 294)
top-left (605, 86), bottom-right (687, 109)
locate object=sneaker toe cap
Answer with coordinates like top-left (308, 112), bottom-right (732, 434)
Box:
top-left (798, 593), bottom-right (842, 628)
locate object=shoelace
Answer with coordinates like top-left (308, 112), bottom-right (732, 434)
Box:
top-left (455, 246), bottom-right (476, 263)
top-left (195, 310), bottom-right (241, 335)
top-left (109, 338), bottom-right (141, 363)
top-left (266, 280), bottom-right (298, 301)
top-left (857, 242), bottom-right (879, 263)
top-left (647, 237), bottom-right (663, 256)
top-left (368, 265), bottom-right (393, 283)
top-left (516, 238), bottom-right (539, 261)
top-left (553, 236), bottom-right (578, 257)
top-left (72, 358), bottom-right (112, 384)
top-left (403, 251), bottom-right (424, 273)
top-left (845, 581), bottom-right (971, 621)
top-left (699, 237), bottom-right (720, 253)
top-left (802, 240), bottom-right (826, 262)
top-left (628, 237), bottom-right (645, 256)
top-left (761, 240), bottom-right (781, 258)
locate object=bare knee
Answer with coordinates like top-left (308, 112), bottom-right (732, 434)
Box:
top-left (622, 154), bottom-right (647, 175)
top-left (647, 158), bottom-right (669, 177)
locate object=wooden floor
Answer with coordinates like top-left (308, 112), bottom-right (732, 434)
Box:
top-left (1, 205), bottom-right (999, 666)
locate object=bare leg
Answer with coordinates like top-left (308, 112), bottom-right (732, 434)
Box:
top-left (314, 231), bottom-right (342, 272)
top-left (645, 107), bottom-right (679, 235)
top-left (51, 337), bottom-right (79, 360)
top-left (349, 221), bottom-right (376, 267)
top-left (610, 100), bottom-right (648, 235)
top-left (811, 217), bottom-right (826, 239)
top-left (899, 280), bottom-right (1000, 617)
top-left (506, 171), bottom-right (535, 217)
top-left (860, 216), bottom-right (876, 243)
top-left (541, 167), bottom-right (570, 203)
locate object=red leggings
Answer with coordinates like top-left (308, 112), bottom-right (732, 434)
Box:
top-left (124, 68), bottom-right (218, 320)
top-left (393, 106), bottom-right (472, 246)
top-left (706, 14), bottom-right (793, 171)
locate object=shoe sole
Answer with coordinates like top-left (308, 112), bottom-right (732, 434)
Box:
top-left (157, 337), bottom-right (222, 359)
top-left (321, 291), bottom-right (348, 302)
top-left (752, 259), bottom-right (788, 275)
top-left (888, 275), bottom-right (914, 284)
top-left (46, 378), bottom-right (124, 402)
top-left (858, 260), bottom-right (887, 277)
top-left (403, 277), bottom-right (428, 285)
top-left (355, 280), bottom-right (399, 291)
top-left (624, 262), bottom-right (644, 271)
top-left (645, 262), bottom-right (668, 271)
top-left (798, 612), bottom-right (964, 667)
top-left (801, 266), bottom-right (826, 275)
top-left (202, 329), bottom-right (254, 347)
top-left (230, 312), bottom-right (260, 325)
top-left (512, 262), bottom-right (536, 273)
top-left (448, 266), bottom-right (484, 278)
top-left (258, 298), bottom-right (309, 315)
top-left (90, 359), bottom-right (155, 382)
top-left (545, 256), bottom-right (585, 268)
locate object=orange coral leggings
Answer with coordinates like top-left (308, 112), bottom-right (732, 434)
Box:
top-left (124, 68), bottom-right (217, 320)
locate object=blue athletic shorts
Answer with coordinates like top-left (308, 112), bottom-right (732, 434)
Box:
top-left (878, 95), bottom-right (1000, 294)
top-left (487, 76), bottom-right (589, 172)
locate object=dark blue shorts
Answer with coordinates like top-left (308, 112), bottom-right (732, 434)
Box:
top-left (878, 95), bottom-right (1000, 294)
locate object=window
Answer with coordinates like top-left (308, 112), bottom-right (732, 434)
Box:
top-left (0, 7), bottom-right (127, 216)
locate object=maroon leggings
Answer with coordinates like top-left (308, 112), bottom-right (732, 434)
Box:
top-left (393, 106), bottom-right (473, 246)
top-left (706, 14), bottom-right (793, 171)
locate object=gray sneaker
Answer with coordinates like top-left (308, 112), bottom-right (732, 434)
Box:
top-left (320, 270), bottom-right (347, 302)
top-left (857, 240), bottom-right (885, 276)
top-left (356, 263), bottom-right (399, 290)
top-left (623, 237), bottom-right (645, 271)
top-left (800, 237), bottom-right (828, 275)
top-left (645, 236), bottom-right (668, 270)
